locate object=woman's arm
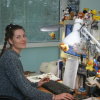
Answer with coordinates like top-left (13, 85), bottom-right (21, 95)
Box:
top-left (5, 58), bottom-right (53, 100)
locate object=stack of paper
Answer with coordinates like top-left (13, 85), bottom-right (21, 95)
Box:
top-left (63, 59), bottom-right (79, 89)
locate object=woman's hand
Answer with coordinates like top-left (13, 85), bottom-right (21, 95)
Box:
top-left (53, 93), bottom-right (74, 100)
top-left (38, 77), bottom-right (50, 87)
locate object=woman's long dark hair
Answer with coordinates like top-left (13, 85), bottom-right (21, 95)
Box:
top-left (0, 23), bottom-right (25, 57)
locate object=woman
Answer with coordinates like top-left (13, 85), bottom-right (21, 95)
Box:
top-left (0, 24), bottom-right (74, 100)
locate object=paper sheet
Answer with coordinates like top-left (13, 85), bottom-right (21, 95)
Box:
top-left (27, 73), bottom-right (60, 83)
top-left (63, 59), bottom-right (79, 89)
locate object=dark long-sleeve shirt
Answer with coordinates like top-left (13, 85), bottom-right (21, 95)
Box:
top-left (0, 49), bottom-right (53, 100)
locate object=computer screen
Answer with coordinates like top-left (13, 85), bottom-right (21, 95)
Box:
top-left (64, 25), bottom-right (86, 58)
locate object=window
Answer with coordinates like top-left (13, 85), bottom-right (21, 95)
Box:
top-left (67, 0), bottom-right (80, 14)
top-left (0, 0), bottom-right (60, 44)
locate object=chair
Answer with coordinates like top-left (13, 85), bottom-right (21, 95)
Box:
top-left (0, 95), bottom-right (18, 100)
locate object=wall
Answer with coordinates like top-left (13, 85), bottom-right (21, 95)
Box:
top-left (79, 0), bottom-right (100, 15)
top-left (20, 46), bottom-right (59, 73)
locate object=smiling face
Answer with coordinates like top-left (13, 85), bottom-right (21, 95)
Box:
top-left (9, 29), bottom-right (27, 54)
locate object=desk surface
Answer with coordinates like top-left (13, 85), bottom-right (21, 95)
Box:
top-left (38, 87), bottom-right (87, 99)
top-left (38, 87), bottom-right (52, 94)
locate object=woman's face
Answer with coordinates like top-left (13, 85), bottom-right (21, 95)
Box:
top-left (9, 29), bottom-right (27, 53)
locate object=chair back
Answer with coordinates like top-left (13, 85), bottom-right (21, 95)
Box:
top-left (0, 95), bottom-right (18, 100)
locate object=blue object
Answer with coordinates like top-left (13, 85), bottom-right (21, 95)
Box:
top-left (65, 25), bottom-right (73, 36)
top-left (58, 60), bottom-right (63, 79)
top-left (78, 87), bottom-right (86, 92)
top-left (94, 59), bottom-right (99, 72)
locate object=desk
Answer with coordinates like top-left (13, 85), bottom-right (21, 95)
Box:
top-left (38, 87), bottom-right (87, 98)
top-left (74, 89), bottom-right (87, 97)
top-left (26, 74), bottom-right (88, 99)
top-left (38, 87), bottom-right (52, 94)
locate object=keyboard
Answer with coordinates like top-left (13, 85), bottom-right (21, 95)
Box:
top-left (42, 80), bottom-right (75, 95)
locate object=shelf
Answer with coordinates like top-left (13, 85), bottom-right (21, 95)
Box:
top-left (64, 20), bottom-right (75, 25)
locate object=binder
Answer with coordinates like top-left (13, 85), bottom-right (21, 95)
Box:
top-left (57, 60), bottom-right (63, 79)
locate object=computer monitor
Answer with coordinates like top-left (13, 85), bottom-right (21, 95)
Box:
top-left (64, 25), bottom-right (86, 58)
